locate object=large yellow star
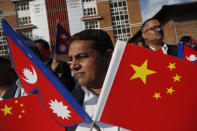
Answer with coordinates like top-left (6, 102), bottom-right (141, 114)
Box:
top-left (130, 59), bottom-right (156, 84)
top-left (167, 62), bottom-right (176, 71)
top-left (153, 92), bottom-right (161, 100)
top-left (173, 74), bottom-right (181, 82)
top-left (167, 87), bottom-right (175, 95)
top-left (1, 104), bottom-right (12, 116)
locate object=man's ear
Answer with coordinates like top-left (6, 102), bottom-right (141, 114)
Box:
top-left (105, 49), bottom-right (113, 64)
top-left (106, 49), bottom-right (113, 58)
top-left (142, 32), bottom-right (146, 40)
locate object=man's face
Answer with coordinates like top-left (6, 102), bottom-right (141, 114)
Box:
top-left (142, 19), bottom-right (164, 43)
top-left (68, 40), bottom-right (110, 89)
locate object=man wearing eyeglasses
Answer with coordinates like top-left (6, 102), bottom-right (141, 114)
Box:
top-left (141, 18), bottom-right (178, 57)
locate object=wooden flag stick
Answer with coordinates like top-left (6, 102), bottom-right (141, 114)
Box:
top-left (89, 121), bottom-right (101, 131)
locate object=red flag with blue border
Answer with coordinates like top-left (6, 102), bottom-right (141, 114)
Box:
top-left (178, 42), bottom-right (197, 63)
top-left (1, 20), bottom-right (92, 127)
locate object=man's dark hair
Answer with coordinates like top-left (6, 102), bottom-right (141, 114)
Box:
top-left (180, 36), bottom-right (191, 43)
top-left (0, 57), bottom-right (11, 67)
top-left (141, 18), bottom-right (160, 33)
top-left (0, 57), bottom-right (17, 86)
top-left (34, 39), bottom-right (50, 50)
top-left (69, 29), bottom-right (114, 54)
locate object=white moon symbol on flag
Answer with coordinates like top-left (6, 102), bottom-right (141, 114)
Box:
top-left (22, 66), bottom-right (37, 84)
top-left (186, 54), bottom-right (197, 61)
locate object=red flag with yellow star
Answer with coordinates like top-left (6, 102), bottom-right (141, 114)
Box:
top-left (94, 41), bottom-right (197, 131)
top-left (0, 94), bottom-right (65, 131)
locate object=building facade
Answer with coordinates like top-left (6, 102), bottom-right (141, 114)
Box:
top-left (67, 0), bottom-right (85, 35)
top-left (0, 0), bottom-right (50, 56)
top-left (45, 0), bottom-right (70, 48)
top-left (0, 0), bottom-right (18, 56)
top-left (67, 0), bottom-right (142, 44)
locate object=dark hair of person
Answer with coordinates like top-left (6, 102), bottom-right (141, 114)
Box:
top-left (34, 39), bottom-right (50, 50)
top-left (180, 36), bottom-right (191, 43)
top-left (0, 57), bottom-right (17, 86)
top-left (141, 18), bottom-right (160, 33)
top-left (0, 56), bottom-right (11, 67)
top-left (69, 29), bottom-right (114, 54)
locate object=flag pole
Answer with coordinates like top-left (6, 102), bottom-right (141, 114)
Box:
top-left (89, 121), bottom-right (101, 131)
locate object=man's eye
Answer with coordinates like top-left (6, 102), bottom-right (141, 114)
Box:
top-left (67, 57), bottom-right (72, 62)
top-left (78, 55), bottom-right (89, 59)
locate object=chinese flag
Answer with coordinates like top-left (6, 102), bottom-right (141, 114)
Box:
top-left (0, 94), bottom-right (65, 131)
top-left (178, 42), bottom-right (197, 63)
top-left (1, 20), bottom-right (92, 126)
top-left (94, 41), bottom-right (197, 131)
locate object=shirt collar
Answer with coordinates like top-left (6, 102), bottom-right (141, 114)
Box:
top-left (148, 43), bottom-right (168, 54)
top-left (81, 86), bottom-right (91, 97)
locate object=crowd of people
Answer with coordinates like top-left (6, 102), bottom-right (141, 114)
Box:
top-left (0, 17), bottom-right (196, 131)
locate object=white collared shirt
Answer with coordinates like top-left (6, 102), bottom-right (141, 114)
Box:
top-left (149, 43), bottom-right (168, 54)
top-left (75, 86), bottom-right (129, 131)
top-left (15, 79), bottom-right (27, 97)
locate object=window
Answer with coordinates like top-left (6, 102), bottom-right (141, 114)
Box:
top-left (16, 2), bottom-right (29, 11)
top-left (84, 7), bottom-right (97, 16)
top-left (83, 0), bottom-right (95, 2)
top-left (85, 20), bottom-right (98, 29)
top-left (0, 11), bottom-right (8, 56)
top-left (18, 16), bottom-right (31, 26)
top-left (21, 30), bottom-right (33, 39)
top-left (109, 0), bottom-right (131, 41)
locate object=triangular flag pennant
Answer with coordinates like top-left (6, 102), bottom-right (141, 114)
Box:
top-left (55, 23), bottom-right (70, 55)
top-left (94, 41), bottom-right (197, 131)
top-left (0, 94), bottom-right (65, 131)
top-left (1, 20), bottom-right (92, 126)
top-left (178, 42), bottom-right (197, 63)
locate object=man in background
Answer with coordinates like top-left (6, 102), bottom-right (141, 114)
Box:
top-left (140, 18), bottom-right (178, 57)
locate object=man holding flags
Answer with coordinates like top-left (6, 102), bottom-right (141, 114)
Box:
top-left (67, 29), bottom-right (128, 131)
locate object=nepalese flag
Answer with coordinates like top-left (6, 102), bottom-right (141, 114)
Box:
top-left (54, 23), bottom-right (70, 55)
top-left (94, 40), bottom-right (197, 131)
top-left (0, 94), bottom-right (65, 131)
top-left (1, 20), bottom-right (92, 126)
top-left (178, 42), bottom-right (197, 63)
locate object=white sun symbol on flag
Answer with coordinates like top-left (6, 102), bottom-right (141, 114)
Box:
top-left (49, 99), bottom-right (71, 120)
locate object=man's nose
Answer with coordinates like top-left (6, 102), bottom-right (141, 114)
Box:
top-left (70, 59), bottom-right (80, 71)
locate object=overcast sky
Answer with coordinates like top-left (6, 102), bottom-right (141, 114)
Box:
top-left (140, 0), bottom-right (197, 21)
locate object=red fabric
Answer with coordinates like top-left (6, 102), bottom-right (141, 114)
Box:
top-left (184, 44), bottom-right (197, 62)
top-left (100, 44), bottom-right (197, 131)
top-left (156, 48), bottom-right (164, 54)
top-left (55, 24), bottom-right (70, 55)
top-left (0, 94), bottom-right (65, 131)
top-left (7, 36), bottom-right (84, 126)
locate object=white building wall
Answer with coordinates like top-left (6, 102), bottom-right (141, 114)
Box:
top-left (29, 0), bottom-right (50, 43)
top-left (66, 0), bottom-right (85, 35)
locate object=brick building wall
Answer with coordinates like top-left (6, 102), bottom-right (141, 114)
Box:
top-left (45, 0), bottom-right (70, 48)
top-left (0, 0), bottom-right (17, 56)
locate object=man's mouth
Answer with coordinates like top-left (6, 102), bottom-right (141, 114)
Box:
top-left (75, 72), bottom-right (84, 78)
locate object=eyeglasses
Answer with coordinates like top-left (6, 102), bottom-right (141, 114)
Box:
top-left (144, 25), bottom-right (163, 32)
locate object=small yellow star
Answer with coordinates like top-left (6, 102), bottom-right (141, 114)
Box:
top-left (167, 87), bottom-right (175, 95)
top-left (130, 59), bottom-right (156, 84)
top-left (167, 62), bottom-right (176, 71)
top-left (18, 115), bottom-right (22, 119)
top-left (14, 100), bottom-right (19, 104)
top-left (1, 104), bottom-right (12, 116)
top-left (20, 104), bottom-right (24, 107)
top-left (21, 110), bottom-right (25, 114)
top-left (153, 92), bottom-right (161, 100)
top-left (173, 74), bottom-right (181, 82)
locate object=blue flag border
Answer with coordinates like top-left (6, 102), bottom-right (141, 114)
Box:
top-left (1, 19), bottom-right (92, 125)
